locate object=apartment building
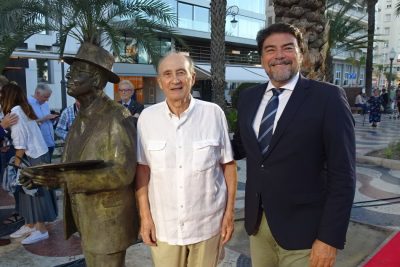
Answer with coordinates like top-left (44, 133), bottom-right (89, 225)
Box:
top-left (374, 0), bottom-right (400, 89)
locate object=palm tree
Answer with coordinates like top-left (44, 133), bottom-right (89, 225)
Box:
top-left (0, 0), bottom-right (48, 72)
top-left (273, 0), bottom-right (327, 80)
top-left (210, 0), bottom-right (227, 111)
top-left (0, 0), bottom-right (179, 73)
top-left (365, 0), bottom-right (378, 96)
top-left (395, 0), bottom-right (400, 15)
top-left (325, 0), bottom-right (369, 83)
top-left (48, 0), bottom-right (178, 65)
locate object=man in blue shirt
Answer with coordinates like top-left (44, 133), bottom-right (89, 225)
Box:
top-left (28, 84), bottom-right (58, 160)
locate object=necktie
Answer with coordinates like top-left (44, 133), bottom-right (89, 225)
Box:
top-left (258, 88), bottom-right (283, 155)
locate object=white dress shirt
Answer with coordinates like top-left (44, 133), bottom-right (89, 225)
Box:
top-left (10, 105), bottom-right (48, 158)
top-left (253, 73), bottom-right (300, 136)
top-left (137, 96), bottom-right (234, 245)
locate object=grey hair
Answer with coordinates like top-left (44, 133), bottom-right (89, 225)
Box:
top-left (119, 80), bottom-right (135, 90)
top-left (35, 83), bottom-right (52, 94)
top-left (157, 52), bottom-right (195, 74)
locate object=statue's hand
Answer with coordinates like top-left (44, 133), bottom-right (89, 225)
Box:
top-left (19, 168), bottom-right (64, 189)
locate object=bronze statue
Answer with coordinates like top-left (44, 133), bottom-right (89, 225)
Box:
top-left (21, 42), bottom-right (139, 267)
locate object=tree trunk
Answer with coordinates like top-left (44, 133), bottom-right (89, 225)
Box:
top-left (365, 0), bottom-right (378, 96)
top-left (210, 0), bottom-right (227, 111)
top-left (273, 0), bottom-right (327, 81)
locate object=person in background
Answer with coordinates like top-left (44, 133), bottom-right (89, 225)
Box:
top-left (55, 100), bottom-right (80, 141)
top-left (232, 23), bottom-right (355, 267)
top-left (380, 88), bottom-right (389, 113)
top-left (136, 52), bottom-right (237, 267)
top-left (355, 90), bottom-right (368, 114)
top-left (28, 84), bottom-right (58, 160)
top-left (1, 83), bottom-right (57, 245)
top-left (368, 89), bottom-right (384, 127)
top-left (0, 75), bottom-right (19, 247)
top-left (118, 80), bottom-right (144, 125)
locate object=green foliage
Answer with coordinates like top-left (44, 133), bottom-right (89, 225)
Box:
top-left (231, 83), bottom-right (259, 109)
top-left (326, 0), bottom-right (369, 56)
top-left (225, 108), bottom-right (237, 133)
top-left (383, 141), bottom-right (400, 159)
top-left (0, 0), bottom-right (181, 73)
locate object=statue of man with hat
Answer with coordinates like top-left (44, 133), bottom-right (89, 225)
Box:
top-left (20, 42), bottom-right (139, 267)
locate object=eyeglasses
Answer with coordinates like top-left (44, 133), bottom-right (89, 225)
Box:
top-left (119, 89), bottom-right (133, 93)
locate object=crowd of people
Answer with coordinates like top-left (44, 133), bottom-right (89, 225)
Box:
top-left (354, 87), bottom-right (400, 127)
top-left (0, 22), bottom-right (365, 267)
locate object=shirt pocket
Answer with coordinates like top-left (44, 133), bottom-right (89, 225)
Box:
top-left (193, 140), bottom-right (220, 171)
top-left (147, 140), bottom-right (167, 170)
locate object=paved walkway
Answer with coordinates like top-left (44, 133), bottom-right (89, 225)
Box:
top-left (0, 114), bottom-right (400, 267)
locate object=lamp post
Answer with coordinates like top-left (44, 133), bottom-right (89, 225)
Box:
top-left (388, 48), bottom-right (396, 91)
top-left (226, 5), bottom-right (239, 29)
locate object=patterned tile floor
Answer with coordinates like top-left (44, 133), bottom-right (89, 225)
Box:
top-left (0, 114), bottom-right (399, 267)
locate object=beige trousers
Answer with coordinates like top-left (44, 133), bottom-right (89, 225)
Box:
top-left (250, 214), bottom-right (310, 267)
top-left (150, 234), bottom-right (221, 267)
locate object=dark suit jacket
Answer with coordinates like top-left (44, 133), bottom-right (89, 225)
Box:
top-left (119, 98), bottom-right (144, 117)
top-left (232, 76), bottom-right (356, 250)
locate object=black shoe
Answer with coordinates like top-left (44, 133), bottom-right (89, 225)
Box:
top-left (0, 238), bottom-right (11, 246)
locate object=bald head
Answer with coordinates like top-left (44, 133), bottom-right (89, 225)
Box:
top-left (157, 52), bottom-right (195, 75)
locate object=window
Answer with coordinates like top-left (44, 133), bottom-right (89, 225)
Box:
top-left (335, 71), bottom-right (341, 85)
top-left (227, 0), bottom-right (265, 14)
top-left (385, 14), bottom-right (391, 22)
top-left (37, 59), bottom-right (51, 83)
top-left (177, 2), bottom-right (209, 32)
top-left (384, 27), bottom-right (390, 35)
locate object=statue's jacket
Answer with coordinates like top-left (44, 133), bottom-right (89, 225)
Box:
top-left (62, 91), bottom-right (139, 254)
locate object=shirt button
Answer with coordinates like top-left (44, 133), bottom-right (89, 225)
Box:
top-left (180, 222), bottom-right (184, 227)
top-left (179, 165), bottom-right (182, 168)
top-left (180, 205), bottom-right (183, 208)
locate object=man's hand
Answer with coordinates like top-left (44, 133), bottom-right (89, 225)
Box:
top-left (44, 114), bottom-right (59, 121)
top-left (1, 113), bottom-right (18, 129)
top-left (140, 215), bottom-right (157, 246)
top-left (309, 239), bottom-right (337, 267)
top-left (220, 210), bottom-right (234, 245)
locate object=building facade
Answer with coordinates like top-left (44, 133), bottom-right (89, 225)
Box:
top-left (374, 0), bottom-right (400, 89)
top-left (4, 0), bottom-right (267, 110)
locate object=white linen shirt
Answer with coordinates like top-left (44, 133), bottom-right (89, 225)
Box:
top-left (10, 105), bottom-right (48, 158)
top-left (253, 73), bottom-right (300, 136)
top-left (137, 97), bottom-right (234, 245)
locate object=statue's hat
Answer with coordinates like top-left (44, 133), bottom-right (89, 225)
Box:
top-left (62, 42), bottom-right (120, 84)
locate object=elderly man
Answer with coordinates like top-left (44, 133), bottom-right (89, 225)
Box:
top-left (21, 42), bottom-right (139, 267)
top-left (117, 80), bottom-right (144, 125)
top-left (28, 84), bottom-right (58, 159)
top-left (136, 52), bottom-right (237, 267)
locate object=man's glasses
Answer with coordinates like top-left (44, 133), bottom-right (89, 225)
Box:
top-left (119, 89), bottom-right (133, 93)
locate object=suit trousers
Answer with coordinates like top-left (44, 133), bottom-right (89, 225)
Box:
top-left (250, 213), bottom-right (310, 267)
top-left (150, 234), bottom-right (221, 267)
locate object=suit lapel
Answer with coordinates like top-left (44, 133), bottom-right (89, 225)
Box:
top-left (263, 76), bottom-right (310, 160)
top-left (244, 83), bottom-right (267, 160)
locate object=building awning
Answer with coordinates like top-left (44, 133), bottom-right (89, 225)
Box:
top-left (195, 64), bottom-right (269, 83)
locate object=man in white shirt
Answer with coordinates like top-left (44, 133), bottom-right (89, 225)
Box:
top-left (136, 52), bottom-right (237, 267)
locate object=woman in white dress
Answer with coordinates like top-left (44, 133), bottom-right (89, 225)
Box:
top-left (0, 83), bottom-right (57, 245)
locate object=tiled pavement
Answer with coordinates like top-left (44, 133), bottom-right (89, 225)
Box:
top-left (1, 114), bottom-right (400, 267)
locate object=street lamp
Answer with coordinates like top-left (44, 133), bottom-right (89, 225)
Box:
top-left (388, 48), bottom-right (396, 91)
top-left (226, 5), bottom-right (239, 28)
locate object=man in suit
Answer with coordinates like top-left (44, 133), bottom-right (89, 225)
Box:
top-left (232, 23), bottom-right (355, 267)
top-left (118, 79), bottom-right (144, 125)
top-left (21, 42), bottom-right (139, 267)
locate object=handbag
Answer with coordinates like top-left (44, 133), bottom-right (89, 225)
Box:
top-left (1, 156), bottom-right (37, 196)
